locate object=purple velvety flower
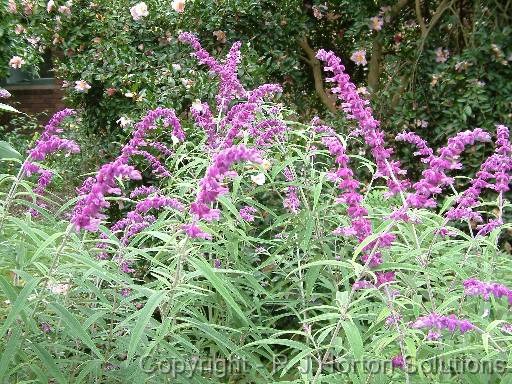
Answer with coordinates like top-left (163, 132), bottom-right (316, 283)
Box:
top-left (185, 145), bottom-right (262, 238)
top-left (463, 278), bottom-right (512, 305)
top-left (426, 330), bottom-right (442, 341)
top-left (130, 186), bottom-right (159, 198)
top-left (72, 108), bottom-right (183, 231)
top-left (316, 49), bottom-right (409, 196)
top-left (181, 32), bottom-right (283, 150)
top-left (179, 32), bottom-right (245, 112)
top-left (23, 109), bottom-right (79, 215)
top-left (410, 313), bottom-right (475, 334)
top-left (406, 128), bottom-right (491, 208)
top-left (239, 205), bottom-right (257, 222)
top-left (135, 194), bottom-right (184, 213)
top-left (40, 322), bottom-right (52, 333)
top-left (72, 159), bottom-right (142, 231)
top-left (391, 355), bottom-right (405, 369)
top-left (182, 223), bottom-right (212, 240)
top-left (213, 258), bottom-right (221, 268)
top-left (446, 125), bottom-right (511, 225)
top-left (282, 167), bottom-right (300, 214)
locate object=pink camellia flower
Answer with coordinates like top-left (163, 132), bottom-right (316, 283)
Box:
top-left (370, 16), bottom-right (384, 31)
top-left (74, 80), bottom-right (91, 92)
top-left (14, 25), bottom-right (25, 35)
top-left (8, 0), bottom-right (17, 13)
top-left (435, 47), bottom-right (449, 63)
top-left (9, 56), bottom-right (25, 69)
top-left (47, 0), bottom-right (55, 12)
top-left (130, 2), bottom-right (149, 20)
top-left (58, 5), bottom-right (71, 15)
top-left (350, 50), bottom-right (367, 66)
top-left (171, 0), bottom-right (185, 13)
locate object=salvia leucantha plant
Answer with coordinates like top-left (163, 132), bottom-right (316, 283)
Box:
top-left (0, 33), bottom-right (511, 384)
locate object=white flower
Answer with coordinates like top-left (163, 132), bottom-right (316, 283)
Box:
top-left (357, 86), bottom-right (369, 95)
top-left (261, 159), bottom-right (271, 170)
top-left (171, 0), bottom-right (185, 13)
top-left (171, 135), bottom-right (180, 145)
top-left (251, 173), bottom-right (266, 186)
top-left (191, 99), bottom-right (203, 112)
top-left (74, 80), bottom-right (91, 92)
top-left (9, 56), bottom-right (25, 69)
top-left (130, 2), bottom-right (149, 21)
top-left (181, 78), bottom-right (192, 88)
top-left (117, 116), bottom-right (132, 127)
top-left (47, 0), bottom-right (55, 12)
top-left (48, 283), bottom-right (71, 295)
top-left (124, 92), bottom-right (134, 98)
top-left (172, 63), bottom-right (182, 71)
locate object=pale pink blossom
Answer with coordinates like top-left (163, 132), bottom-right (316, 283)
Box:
top-left (74, 80), bottom-right (91, 93)
top-left (130, 2), bottom-right (149, 20)
top-left (435, 47), bottom-right (449, 63)
top-left (171, 0), bottom-right (185, 13)
top-left (14, 25), bottom-right (25, 35)
top-left (47, 0), bottom-right (55, 12)
top-left (370, 16), bottom-right (384, 31)
top-left (9, 56), bottom-right (25, 69)
top-left (350, 50), bottom-right (367, 66)
top-left (7, 0), bottom-right (17, 13)
top-left (58, 5), bottom-right (71, 15)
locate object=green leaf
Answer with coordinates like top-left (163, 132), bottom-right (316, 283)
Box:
top-left (189, 256), bottom-right (249, 326)
top-left (0, 277), bottom-right (40, 339)
top-left (50, 302), bottom-right (102, 359)
top-left (341, 320), bottom-right (364, 360)
top-left (0, 141), bottom-right (22, 160)
top-left (0, 103), bottom-right (21, 114)
top-left (31, 343), bottom-right (68, 384)
top-left (127, 290), bottom-right (166, 362)
top-left (0, 325), bottom-right (21, 376)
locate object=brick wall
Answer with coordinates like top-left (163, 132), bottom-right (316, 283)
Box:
top-left (2, 81), bottom-right (66, 121)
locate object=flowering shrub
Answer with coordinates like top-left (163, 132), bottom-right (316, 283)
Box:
top-left (1, 33), bottom-right (512, 384)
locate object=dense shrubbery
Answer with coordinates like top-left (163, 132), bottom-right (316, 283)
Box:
top-left (1, 30), bottom-right (512, 384)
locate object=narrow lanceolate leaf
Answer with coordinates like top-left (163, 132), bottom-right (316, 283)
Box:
top-left (127, 290), bottom-right (166, 362)
top-left (50, 302), bottom-right (102, 359)
top-left (0, 140), bottom-right (22, 160)
top-left (0, 277), bottom-right (41, 339)
top-left (31, 343), bottom-right (67, 384)
top-left (189, 256), bottom-right (249, 326)
top-left (0, 325), bottom-right (22, 376)
top-left (341, 320), bottom-right (364, 360)
top-left (0, 103), bottom-right (21, 114)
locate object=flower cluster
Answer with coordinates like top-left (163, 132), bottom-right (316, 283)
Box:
top-left (463, 278), bottom-right (512, 305)
top-left (239, 205), bottom-right (257, 222)
top-left (96, 190), bottom-right (183, 270)
top-left (316, 49), bottom-right (409, 197)
top-left (72, 108), bottom-right (183, 231)
top-left (282, 167), bottom-right (300, 214)
top-left (185, 145), bottom-right (262, 239)
top-left (410, 313), bottom-right (475, 334)
top-left (23, 109), bottom-right (79, 215)
top-left (180, 32), bottom-right (283, 150)
top-left (404, 128), bottom-right (491, 208)
top-left (445, 125), bottom-right (510, 230)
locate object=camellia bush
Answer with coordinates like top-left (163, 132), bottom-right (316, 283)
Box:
top-left (1, 33), bottom-right (511, 383)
